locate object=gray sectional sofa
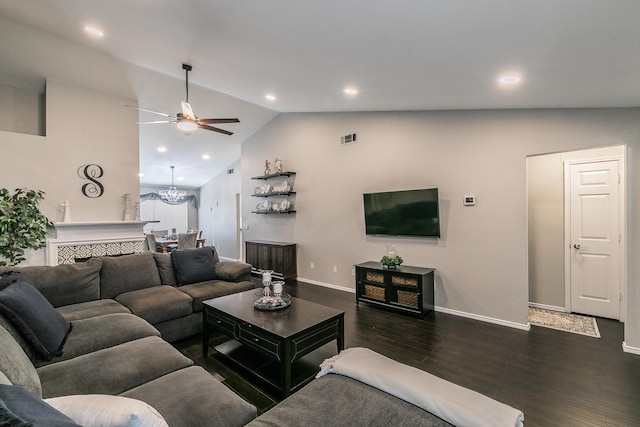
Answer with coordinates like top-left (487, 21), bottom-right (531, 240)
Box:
top-left (0, 247), bottom-right (258, 426)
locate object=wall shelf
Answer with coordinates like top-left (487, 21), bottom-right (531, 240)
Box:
top-left (251, 171), bottom-right (296, 180)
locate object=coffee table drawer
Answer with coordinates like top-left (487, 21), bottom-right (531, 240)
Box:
top-left (238, 323), bottom-right (281, 358)
top-left (207, 311), bottom-right (237, 337)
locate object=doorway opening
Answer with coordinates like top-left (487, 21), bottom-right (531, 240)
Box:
top-left (527, 145), bottom-right (626, 323)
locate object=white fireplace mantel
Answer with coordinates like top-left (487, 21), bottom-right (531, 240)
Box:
top-left (47, 221), bottom-right (157, 265)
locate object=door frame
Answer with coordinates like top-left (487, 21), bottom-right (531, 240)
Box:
top-left (563, 154), bottom-right (626, 321)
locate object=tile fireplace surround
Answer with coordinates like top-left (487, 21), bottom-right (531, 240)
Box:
top-left (46, 221), bottom-right (150, 265)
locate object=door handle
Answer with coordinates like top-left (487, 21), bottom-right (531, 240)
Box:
top-left (573, 244), bottom-right (581, 250)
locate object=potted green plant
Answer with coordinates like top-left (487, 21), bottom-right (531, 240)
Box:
top-left (0, 188), bottom-right (55, 266)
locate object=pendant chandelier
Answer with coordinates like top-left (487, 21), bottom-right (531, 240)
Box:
top-left (159, 165), bottom-right (187, 202)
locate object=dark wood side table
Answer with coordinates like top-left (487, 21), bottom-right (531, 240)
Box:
top-left (245, 240), bottom-right (297, 280)
top-left (203, 290), bottom-right (344, 398)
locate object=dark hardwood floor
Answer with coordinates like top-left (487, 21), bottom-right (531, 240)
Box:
top-left (174, 280), bottom-right (640, 427)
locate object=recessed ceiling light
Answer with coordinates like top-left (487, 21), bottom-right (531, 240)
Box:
top-left (202, 154), bottom-right (210, 160)
top-left (138, 173), bottom-right (144, 177)
top-left (498, 75), bottom-right (521, 84)
top-left (265, 94), bottom-right (276, 101)
top-left (344, 87), bottom-right (358, 95)
top-left (84, 26), bottom-right (104, 38)
top-left (177, 176), bottom-right (184, 181)
top-left (157, 147), bottom-right (167, 153)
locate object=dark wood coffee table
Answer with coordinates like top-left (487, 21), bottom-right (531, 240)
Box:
top-left (202, 290), bottom-right (345, 397)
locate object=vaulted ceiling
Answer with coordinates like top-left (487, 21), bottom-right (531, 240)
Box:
top-left (1, 1), bottom-right (639, 186)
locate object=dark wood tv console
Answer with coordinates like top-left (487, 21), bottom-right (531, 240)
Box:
top-left (355, 261), bottom-right (435, 317)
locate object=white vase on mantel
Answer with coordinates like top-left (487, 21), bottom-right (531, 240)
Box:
top-left (61, 200), bottom-right (72, 223)
top-left (134, 202), bottom-right (141, 221)
top-left (123, 194), bottom-right (133, 221)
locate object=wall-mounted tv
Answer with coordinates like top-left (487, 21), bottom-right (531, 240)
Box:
top-left (363, 188), bottom-right (440, 237)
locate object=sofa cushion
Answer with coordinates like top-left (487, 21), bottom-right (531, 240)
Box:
top-left (0, 384), bottom-right (80, 426)
top-left (0, 312), bottom-right (38, 362)
top-left (0, 258), bottom-right (102, 307)
top-left (0, 322), bottom-right (42, 397)
top-left (56, 299), bottom-right (131, 322)
top-left (116, 286), bottom-right (193, 325)
top-left (171, 247), bottom-right (216, 285)
top-left (38, 336), bottom-right (193, 398)
top-left (34, 313), bottom-right (161, 368)
top-left (215, 261), bottom-right (253, 282)
top-left (180, 280), bottom-right (255, 312)
top-left (0, 272), bottom-right (72, 361)
top-left (45, 394), bottom-right (169, 427)
top-left (100, 252), bottom-right (161, 299)
top-left (122, 366), bottom-right (256, 427)
top-left (153, 252), bottom-right (177, 286)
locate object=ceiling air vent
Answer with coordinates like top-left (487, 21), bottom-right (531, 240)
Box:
top-left (340, 133), bottom-right (357, 145)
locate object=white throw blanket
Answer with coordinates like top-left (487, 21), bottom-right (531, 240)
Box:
top-left (317, 347), bottom-right (524, 427)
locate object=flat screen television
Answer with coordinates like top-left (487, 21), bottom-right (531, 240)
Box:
top-left (363, 188), bottom-right (440, 237)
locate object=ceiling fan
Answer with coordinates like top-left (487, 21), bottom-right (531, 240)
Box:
top-left (130, 64), bottom-right (239, 135)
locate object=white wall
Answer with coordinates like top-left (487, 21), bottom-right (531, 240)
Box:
top-left (241, 108), bottom-right (640, 350)
top-left (199, 160), bottom-right (242, 259)
top-left (0, 80), bottom-right (139, 265)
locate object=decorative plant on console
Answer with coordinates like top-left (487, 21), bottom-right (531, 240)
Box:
top-left (0, 188), bottom-right (55, 266)
top-left (381, 244), bottom-right (403, 269)
top-left (381, 254), bottom-right (404, 269)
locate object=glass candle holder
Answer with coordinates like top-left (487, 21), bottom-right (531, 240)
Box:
top-left (386, 245), bottom-right (398, 259)
top-left (272, 281), bottom-right (284, 297)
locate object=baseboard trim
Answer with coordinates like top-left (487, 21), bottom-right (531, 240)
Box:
top-left (622, 341), bottom-right (640, 355)
top-left (220, 256), bottom-right (241, 262)
top-left (296, 277), bottom-right (355, 293)
top-left (298, 278), bottom-right (529, 331)
top-left (528, 302), bottom-right (567, 312)
top-left (435, 306), bottom-right (531, 331)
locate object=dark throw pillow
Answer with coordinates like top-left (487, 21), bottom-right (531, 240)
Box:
top-left (0, 384), bottom-right (80, 427)
top-left (171, 247), bottom-right (217, 286)
top-left (0, 272), bottom-right (72, 361)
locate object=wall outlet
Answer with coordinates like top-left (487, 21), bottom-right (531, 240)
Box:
top-left (310, 262), bottom-right (315, 269)
top-left (351, 268), bottom-right (355, 276)
top-left (333, 266), bottom-right (338, 273)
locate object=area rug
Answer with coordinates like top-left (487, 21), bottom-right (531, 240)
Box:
top-left (529, 307), bottom-right (600, 338)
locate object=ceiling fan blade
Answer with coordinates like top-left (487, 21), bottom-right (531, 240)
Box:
top-left (181, 102), bottom-right (196, 121)
top-left (136, 120), bottom-right (175, 124)
top-left (126, 105), bottom-right (174, 118)
top-left (197, 123), bottom-right (234, 135)
top-left (198, 118), bottom-right (240, 124)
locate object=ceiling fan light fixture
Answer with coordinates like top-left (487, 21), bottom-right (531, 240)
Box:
top-left (177, 118), bottom-right (198, 132)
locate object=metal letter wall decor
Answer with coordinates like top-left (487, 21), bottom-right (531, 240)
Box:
top-left (78, 164), bottom-right (104, 198)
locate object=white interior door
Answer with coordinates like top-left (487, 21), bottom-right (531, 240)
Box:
top-left (568, 160), bottom-right (621, 319)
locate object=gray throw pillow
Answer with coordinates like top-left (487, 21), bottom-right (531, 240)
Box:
top-left (153, 252), bottom-right (177, 286)
top-left (0, 272), bottom-right (72, 361)
top-left (171, 247), bottom-right (217, 285)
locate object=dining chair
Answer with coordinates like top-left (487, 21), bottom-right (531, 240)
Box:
top-left (167, 232), bottom-right (198, 252)
top-left (151, 230), bottom-right (168, 238)
top-left (178, 232), bottom-right (198, 249)
top-left (145, 233), bottom-right (163, 253)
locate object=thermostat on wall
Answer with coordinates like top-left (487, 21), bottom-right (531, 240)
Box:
top-left (463, 195), bottom-right (476, 206)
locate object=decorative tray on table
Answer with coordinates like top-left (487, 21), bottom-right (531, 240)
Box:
top-left (253, 293), bottom-right (292, 311)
